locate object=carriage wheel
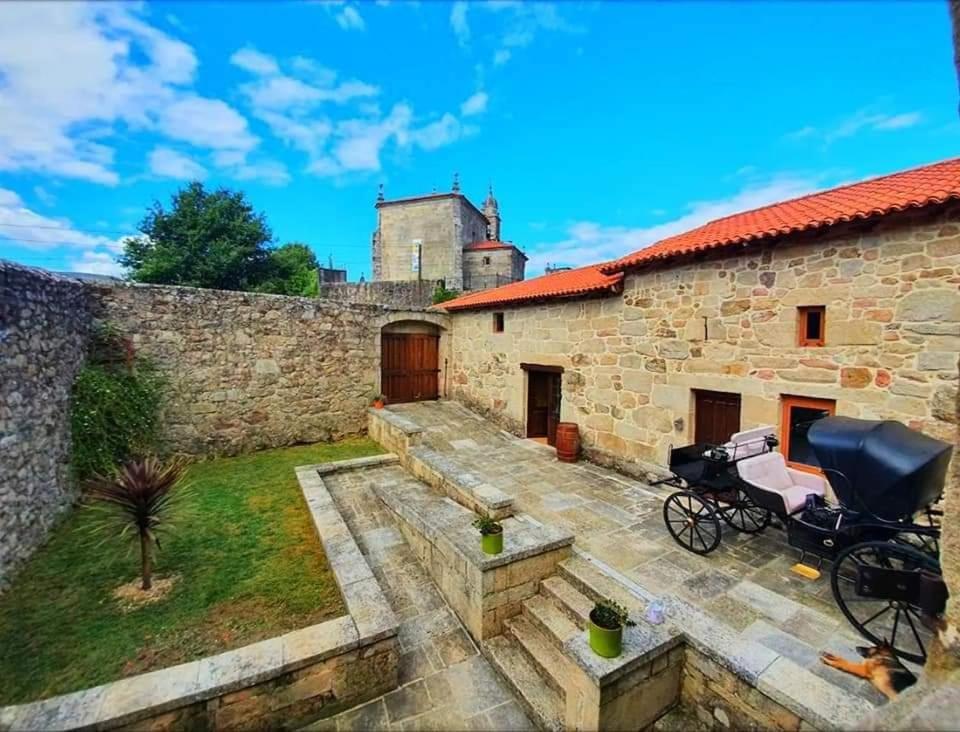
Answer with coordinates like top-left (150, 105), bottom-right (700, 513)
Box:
top-left (720, 488), bottom-right (772, 534)
top-left (663, 491), bottom-right (722, 555)
top-left (892, 531), bottom-right (940, 561)
top-left (831, 541), bottom-right (940, 664)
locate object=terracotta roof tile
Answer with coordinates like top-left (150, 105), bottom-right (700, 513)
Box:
top-left (463, 240), bottom-right (516, 251)
top-left (439, 264), bottom-right (623, 311)
top-left (601, 156), bottom-right (960, 273)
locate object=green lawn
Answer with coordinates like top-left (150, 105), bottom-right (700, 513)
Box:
top-left (0, 438), bottom-right (382, 705)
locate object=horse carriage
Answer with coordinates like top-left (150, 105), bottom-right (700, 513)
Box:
top-left (658, 416), bottom-right (952, 663)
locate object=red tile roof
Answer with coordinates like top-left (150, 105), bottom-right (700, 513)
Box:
top-left (439, 157), bottom-right (960, 312)
top-left (601, 156), bottom-right (960, 273)
top-left (464, 240), bottom-right (516, 251)
top-left (439, 264), bottom-right (623, 311)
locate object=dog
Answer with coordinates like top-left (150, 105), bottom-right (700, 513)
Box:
top-left (820, 641), bottom-right (916, 700)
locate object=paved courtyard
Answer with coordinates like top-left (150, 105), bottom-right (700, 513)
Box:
top-left (310, 464), bottom-right (535, 731)
top-left (387, 401), bottom-right (891, 708)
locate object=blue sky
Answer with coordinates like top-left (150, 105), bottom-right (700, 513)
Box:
top-left (1, 1), bottom-right (958, 280)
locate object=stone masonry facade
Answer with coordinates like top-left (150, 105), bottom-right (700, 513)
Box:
top-left (95, 283), bottom-right (450, 456)
top-left (0, 263), bottom-right (92, 588)
top-left (448, 205), bottom-right (960, 478)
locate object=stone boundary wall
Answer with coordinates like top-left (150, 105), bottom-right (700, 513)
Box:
top-left (317, 280), bottom-right (441, 309)
top-left (0, 458), bottom-right (400, 731)
top-left (0, 262), bottom-right (92, 589)
top-left (93, 283), bottom-right (450, 456)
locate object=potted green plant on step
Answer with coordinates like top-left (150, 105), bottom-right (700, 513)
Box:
top-left (589, 599), bottom-right (635, 658)
top-left (473, 514), bottom-right (503, 555)
top-left (371, 391), bottom-right (386, 409)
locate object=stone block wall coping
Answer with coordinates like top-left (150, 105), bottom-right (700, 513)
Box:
top-left (372, 477), bottom-right (573, 572)
top-left (295, 464), bottom-right (399, 644)
top-left (565, 623), bottom-right (683, 687)
top-left (367, 407), bottom-right (424, 436)
top-left (306, 453), bottom-right (400, 476)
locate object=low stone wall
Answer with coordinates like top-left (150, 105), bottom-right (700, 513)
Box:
top-left (317, 280), bottom-right (441, 309)
top-left (0, 457), bottom-right (400, 731)
top-left (94, 283), bottom-right (449, 456)
top-left (0, 262), bottom-right (92, 589)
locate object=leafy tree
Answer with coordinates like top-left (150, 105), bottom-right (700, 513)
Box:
top-left (257, 242), bottom-right (320, 296)
top-left (120, 182), bottom-right (274, 291)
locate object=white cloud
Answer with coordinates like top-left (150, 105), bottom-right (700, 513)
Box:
top-left (787, 109), bottom-right (923, 144)
top-left (492, 49), bottom-right (511, 66)
top-left (410, 114), bottom-right (463, 151)
top-left (67, 249), bottom-right (125, 277)
top-left (230, 46), bottom-right (280, 75)
top-left (318, 2), bottom-right (366, 31)
top-left (461, 91), bottom-right (488, 117)
top-left (33, 186), bottom-right (57, 206)
top-left (0, 187), bottom-right (127, 252)
top-left (524, 174), bottom-right (826, 274)
top-left (450, 2), bottom-right (470, 46)
top-left (148, 147), bottom-right (207, 180)
top-left (0, 3), bottom-right (262, 185)
top-left (230, 159), bottom-right (291, 186)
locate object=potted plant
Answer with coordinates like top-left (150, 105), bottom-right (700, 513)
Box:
top-left (472, 514), bottom-right (503, 555)
top-left (589, 599), bottom-right (635, 658)
top-left (371, 392), bottom-right (386, 409)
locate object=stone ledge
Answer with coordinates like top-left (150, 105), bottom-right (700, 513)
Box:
top-left (565, 623), bottom-right (683, 687)
top-left (408, 446), bottom-right (514, 513)
top-left (305, 453), bottom-right (400, 476)
top-left (367, 407), bottom-right (423, 436)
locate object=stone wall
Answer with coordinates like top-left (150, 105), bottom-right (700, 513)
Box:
top-left (463, 247), bottom-right (525, 291)
top-left (318, 279), bottom-right (441, 308)
top-left (0, 262), bottom-right (92, 589)
top-left (94, 283), bottom-right (449, 456)
top-left (448, 205), bottom-right (960, 477)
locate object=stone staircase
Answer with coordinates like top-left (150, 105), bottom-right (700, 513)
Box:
top-left (484, 556), bottom-right (676, 732)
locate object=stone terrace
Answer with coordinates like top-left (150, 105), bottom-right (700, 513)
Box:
top-left (384, 401), bottom-right (893, 711)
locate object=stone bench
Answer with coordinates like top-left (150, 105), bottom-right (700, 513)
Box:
top-left (371, 476), bottom-right (573, 643)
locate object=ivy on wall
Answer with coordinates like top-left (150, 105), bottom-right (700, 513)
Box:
top-left (70, 325), bottom-right (165, 482)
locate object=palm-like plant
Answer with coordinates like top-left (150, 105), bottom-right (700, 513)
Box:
top-left (86, 457), bottom-right (188, 590)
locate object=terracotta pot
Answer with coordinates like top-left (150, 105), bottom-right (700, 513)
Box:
top-left (556, 422), bottom-right (580, 463)
top-left (373, 400), bottom-right (385, 409)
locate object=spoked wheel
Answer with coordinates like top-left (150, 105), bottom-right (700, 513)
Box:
top-left (893, 531), bottom-right (940, 561)
top-left (831, 541), bottom-right (941, 664)
top-left (720, 488), bottom-right (772, 534)
top-left (663, 491), bottom-right (722, 555)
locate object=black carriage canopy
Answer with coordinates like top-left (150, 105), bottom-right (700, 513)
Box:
top-left (807, 416), bottom-right (952, 521)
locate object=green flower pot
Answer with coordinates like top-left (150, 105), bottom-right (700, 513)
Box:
top-left (481, 530), bottom-right (503, 555)
top-left (589, 615), bottom-right (624, 658)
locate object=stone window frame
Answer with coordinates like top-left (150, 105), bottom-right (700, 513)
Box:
top-left (482, 256), bottom-right (491, 266)
top-left (797, 305), bottom-right (826, 347)
top-left (492, 312), bottom-right (505, 333)
top-left (780, 394), bottom-right (836, 474)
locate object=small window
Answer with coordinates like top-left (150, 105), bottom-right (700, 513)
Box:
top-left (797, 306), bottom-right (825, 347)
top-left (493, 312), bottom-right (505, 332)
top-left (781, 396), bottom-right (835, 472)
top-left (482, 256), bottom-right (491, 265)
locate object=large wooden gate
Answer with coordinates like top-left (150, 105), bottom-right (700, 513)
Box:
top-left (381, 333), bottom-right (440, 404)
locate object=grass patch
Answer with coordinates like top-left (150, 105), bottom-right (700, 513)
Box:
top-left (0, 438), bottom-right (382, 705)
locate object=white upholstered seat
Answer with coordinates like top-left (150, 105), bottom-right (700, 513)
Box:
top-left (736, 451), bottom-right (828, 515)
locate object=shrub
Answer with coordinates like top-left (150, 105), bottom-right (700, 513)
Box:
top-left (431, 282), bottom-right (460, 304)
top-left (590, 599), bottom-right (635, 630)
top-left (71, 325), bottom-right (165, 482)
top-left (85, 457), bottom-right (189, 590)
top-left (472, 514), bottom-right (502, 535)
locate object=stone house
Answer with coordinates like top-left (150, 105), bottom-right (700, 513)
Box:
top-left (371, 179), bottom-right (526, 292)
top-left (437, 157), bottom-right (960, 479)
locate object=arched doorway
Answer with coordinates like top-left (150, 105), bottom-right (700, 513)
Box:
top-left (381, 321), bottom-right (441, 404)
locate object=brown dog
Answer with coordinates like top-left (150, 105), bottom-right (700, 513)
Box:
top-left (820, 641), bottom-right (917, 700)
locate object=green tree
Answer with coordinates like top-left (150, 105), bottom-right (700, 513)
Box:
top-left (120, 182), bottom-right (274, 291)
top-left (257, 242), bottom-right (320, 297)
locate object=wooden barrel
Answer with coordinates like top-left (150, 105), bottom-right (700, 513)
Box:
top-left (556, 422), bottom-right (580, 463)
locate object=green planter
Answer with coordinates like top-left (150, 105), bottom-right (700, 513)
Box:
top-left (589, 614), bottom-right (624, 658)
top-left (481, 529), bottom-right (503, 555)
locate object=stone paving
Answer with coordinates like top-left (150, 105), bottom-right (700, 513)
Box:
top-left (386, 401), bottom-right (891, 708)
top-left (308, 465), bottom-right (536, 731)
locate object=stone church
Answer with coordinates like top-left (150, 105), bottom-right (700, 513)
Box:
top-left (371, 176), bottom-right (526, 292)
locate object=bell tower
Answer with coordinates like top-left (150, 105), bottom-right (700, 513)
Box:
top-left (483, 183), bottom-right (501, 241)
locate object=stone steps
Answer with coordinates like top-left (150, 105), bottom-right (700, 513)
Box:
top-left (558, 555), bottom-right (646, 615)
top-left (504, 614), bottom-right (571, 696)
top-left (539, 576), bottom-right (592, 631)
top-left (484, 635), bottom-right (565, 732)
top-left (522, 590), bottom-right (581, 650)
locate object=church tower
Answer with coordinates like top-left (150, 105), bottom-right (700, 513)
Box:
top-left (483, 184), bottom-right (501, 241)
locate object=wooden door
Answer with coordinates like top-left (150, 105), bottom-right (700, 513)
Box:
top-left (381, 334), bottom-right (439, 404)
top-left (694, 390), bottom-right (741, 445)
top-left (527, 370), bottom-right (562, 446)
